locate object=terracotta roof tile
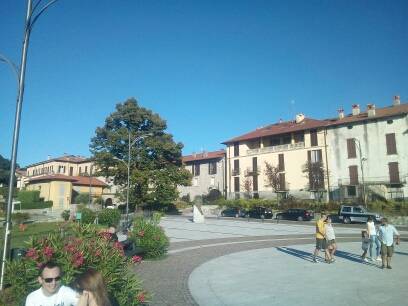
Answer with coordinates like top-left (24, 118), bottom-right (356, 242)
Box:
top-left (28, 174), bottom-right (107, 187)
top-left (183, 150), bottom-right (225, 163)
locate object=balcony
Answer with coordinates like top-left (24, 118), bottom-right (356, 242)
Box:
top-left (247, 142), bottom-right (305, 156)
top-left (244, 168), bottom-right (260, 176)
top-left (232, 168), bottom-right (240, 176)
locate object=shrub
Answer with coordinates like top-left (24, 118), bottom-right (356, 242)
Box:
top-left (203, 189), bottom-right (222, 203)
top-left (78, 207), bottom-right (96, 224)
top-left (0, 223), bottom-right (146, 306)
top-left (129, 215), bottom-right (169, 259)
top-left (61, 210), bottom-right (70, 221)
top-left (98, 209), bottom-right (121, 226)
top-left (20, 201), bottom-right (53, 210)
top-left (74, 192), bottom-right (90, 204)
top-left (11, 212), bottom-right (30, 224)
top-left (17, 190), bottom-right (40, 204)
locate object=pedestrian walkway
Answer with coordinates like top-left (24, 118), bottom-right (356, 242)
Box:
top-left (189, 242), bottom-right (408, 306)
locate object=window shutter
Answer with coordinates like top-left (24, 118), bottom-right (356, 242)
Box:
top-left (253, 175), bottom-right (258, 191)
top-left (386, 133), bottom-right (397, 155)
top-left (310, 130), bottom-right (318, 146)
top-left (349, 165), bottom-right (359, 185)
top-left (388, 162), bottom-right (400, 183)
top-left (234, 177), bottom-right (240, 192)
top-left (279, 173), bottom-right (286, 190)
top-left (252, 157), bottom-right (258, 172)
top-left (278, 154), bottom-right (285, 171)
top-left (347, 139), bottom-right (356, 158)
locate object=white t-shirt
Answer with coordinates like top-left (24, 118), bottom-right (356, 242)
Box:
top-left (367, 221), bottom-right (377, 236)
top-left (25, 285), bottom-right (78, 306)
top-left (325, 224), bottom-right (335, 240)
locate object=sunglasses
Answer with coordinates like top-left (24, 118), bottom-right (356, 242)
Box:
top-left (43, 276), bottom-right (62, 283)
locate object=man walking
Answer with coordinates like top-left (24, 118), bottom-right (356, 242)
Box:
top-left (312, 212), bottom-right (329, 263)
top-left (378, 218), bottom-right (400, 269)
top-left (25, 261), bottom-right (78, 306)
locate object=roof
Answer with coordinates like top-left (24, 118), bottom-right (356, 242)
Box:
top-left (28, 174), bottom-right (107, 187)
top-left (182, 150), bottom-right (225, 163)
top-left (324, 103), bottom-right (408, 127)
top-left (26, 155), bottom-right (91, 168)
top-left (222, 102), bottom-right (408, 144)
top-left (222, 118), bottom-right (327, 144)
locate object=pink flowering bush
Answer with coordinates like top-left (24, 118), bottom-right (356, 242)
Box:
top-left (1, 222), bottom-right (147, 306)
top-left (129, 214), bottom-right (169, 259)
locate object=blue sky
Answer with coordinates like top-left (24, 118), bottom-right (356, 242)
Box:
top-left (1, 0), bottom-right (407, 167)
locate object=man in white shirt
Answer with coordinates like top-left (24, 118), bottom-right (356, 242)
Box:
top-left (378, 218), bottom-right (400, 270)
top-left (25, 261), bottom-right (78, 306)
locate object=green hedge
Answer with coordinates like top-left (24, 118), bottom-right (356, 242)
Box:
top-left (98, 209), bottom-right (121, 226)
top-left (19, 201), bottom-right (53, 210)
top-left (17, 190), bottom-right (40, 204)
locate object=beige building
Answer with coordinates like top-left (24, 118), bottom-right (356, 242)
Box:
top-left (17, 155), bottom-right (119, 210)
top-left (222, 115), bottom-right (329, 200)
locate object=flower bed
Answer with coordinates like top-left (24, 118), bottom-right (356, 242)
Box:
top-left (0, 222), bottom-right (147, 306)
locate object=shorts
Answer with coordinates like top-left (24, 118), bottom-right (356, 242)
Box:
top-left (381, 243), bottom-right (394, 257)
top-left (326, 239), bottom-right (336, 247)
top-left (316, 238), bottom-right (326, 250)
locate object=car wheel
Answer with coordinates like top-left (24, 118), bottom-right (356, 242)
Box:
top-left (297, 216), bottom-right (303, 221)
top-left (343, 217), bottom-right (351, 224)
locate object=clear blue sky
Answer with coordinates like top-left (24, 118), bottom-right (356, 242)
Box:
top-left (1, 0), bottom-right (407, 167)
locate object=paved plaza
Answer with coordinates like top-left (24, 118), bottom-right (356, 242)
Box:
top-left (136, 216), bottom-right (408, 306)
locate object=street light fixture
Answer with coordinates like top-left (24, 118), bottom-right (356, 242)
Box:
top-left (0, 0), bottom-right (59, 290)
top-left (352, 138), bottom-right (367, 207)
top-left (113, 131), bottom-right (152, 228)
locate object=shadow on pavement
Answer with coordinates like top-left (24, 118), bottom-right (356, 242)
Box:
top-left (395, 251), bottom-right (408, 256)
top-left (277, 247), bottom-right (379, 267)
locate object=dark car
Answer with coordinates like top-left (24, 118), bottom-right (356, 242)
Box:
top-left (275, 209), bottom-right (314, 221)
top-left (245, 206), bottom-right (273, 219)
top-left (338, 205), bottom-right (382, 224)
top-left (221, 207), bottom-right (246, 218)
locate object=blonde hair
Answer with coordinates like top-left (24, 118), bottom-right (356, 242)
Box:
top-left (75, 269), bottom-right (112, 306)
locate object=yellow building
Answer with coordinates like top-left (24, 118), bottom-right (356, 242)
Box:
top-left (222, 114), bottom-right (329, 200)
top-left (17, 155), bottom-right (117, 210)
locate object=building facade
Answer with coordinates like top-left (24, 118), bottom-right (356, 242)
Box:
top-left (325, 97), bottom-right (408, 201)
top-left (178, 150), bottom-right (226, 201)
top-left (222, 115), bottom-right (329, 200)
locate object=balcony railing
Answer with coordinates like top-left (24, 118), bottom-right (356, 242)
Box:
top-left (232, 168), bottom-right (240, 176)
top-left (247, 142), bottom-right (305, 156)
top-left (244, 168), bottom-right (260, 176)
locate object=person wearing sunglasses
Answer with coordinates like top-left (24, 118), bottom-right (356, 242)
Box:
top-left (25, 261), bottom-right (78, 306)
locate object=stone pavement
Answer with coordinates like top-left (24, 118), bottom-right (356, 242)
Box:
top-left (135, 216), bottom-right (408, 306)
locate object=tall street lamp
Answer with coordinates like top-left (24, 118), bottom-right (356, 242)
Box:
top-left (0, 0), bottom-right (59, 290)
top-left (115, 132), bottom-right (152, 228)
top-left (352, 138), bottom-right (367, 207)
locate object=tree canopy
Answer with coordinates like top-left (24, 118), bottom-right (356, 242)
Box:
top-left (90, 98), bottom-right (191, 209)
top-left (0, 154), bottom-right (15, 186)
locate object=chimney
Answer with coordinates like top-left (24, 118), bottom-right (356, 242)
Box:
top-left (295, 113), bottom-right (305, 123)
top-left (393, 95), bottom-right (400, 106)
top-left (367, 104), bottom-right (376, 117)
top-left (352, 104), bottom-right (360, 116)
top-left (337, 108), bottom-right (344, 119)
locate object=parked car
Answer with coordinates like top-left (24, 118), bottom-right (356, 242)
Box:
top-left (275, 209), bottom-right (314, 221)
top-left (245, 206), bottom-right (273, 219)
top-left (221, 207), bottom-right (246, 218)
top-left (338, 205), bottom-right (382, 224)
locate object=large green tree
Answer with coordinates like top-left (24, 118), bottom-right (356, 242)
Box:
top-left (90, 98), bottom-right (191, 209)
top-left (0, 154), bottom-right (17, 186)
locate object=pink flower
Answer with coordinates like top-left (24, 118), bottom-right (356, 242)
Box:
top-left (99, 231), bottom-right (112, 241)
top-left (132, 255), bottom-right (142, 263)
top-left (72, 251), bottom-right (84, 267)
top-left (95, 250), bottom-right (101, 257)
top-left (138, 230), bottom-right (145, 237)
top-left (136, 292), bottom-right (145, 303)
top-left (43, 246), bottom-right (54, 258)
top-left (36, 262), bottom-right (44, 269)
top-left (26, 248), bottom-right (38, 260)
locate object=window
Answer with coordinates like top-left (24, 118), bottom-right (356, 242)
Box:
top-left (85, 166), bottom-right (88, 174)
top-left (252, 157), bottom-right (258, 173)
top-left (349, 165), bottom-right (359, 185)
top-left (279, 173), bottom-right (286, 190)
top-left (253, 175), bottom-right (258, 191)
top-left (282, 134), bottom-right (291, 145)
top-left (69, 167), bottom-right (73, 176)
top-left (386, 133), bottom-right (397, 155)
top-left (278, 154), bottom-right (285, 171)
top-left (233, 159), bottom-right (240, 175)
top-left (387, 119), bottom-right (393, 124)
top-left (270, 137), bottom-right (280, 146)
top-left (342, 206), bottom-right (352, 212)
top-left (294, 132), bottom-right (304, 143)
top-left (347, 139), bottom-right (356, 158)
top-left (388, 162), bottom-right (400, 183)
top-left (234, 177), bottom-right (240, 192)
top-left (308, 150), bottom-right (322, 163)
top-left (192, 163), bottom-right (200, 176)
top-left (310, 130), bottom-right (318, 146)
top-left (347, 186), bottom-right (357, 196)
top-left (233, 142), bottom-right (239, 157)
top-left (208, 161), bottom-right (217, 175)
top-left (353, 207), bottom-right (363, 213)
top-left (79, 167), bottom-right (82, 174)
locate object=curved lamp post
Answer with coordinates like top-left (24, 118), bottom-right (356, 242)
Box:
top-left (0, 0), bottom-right (59, 290)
